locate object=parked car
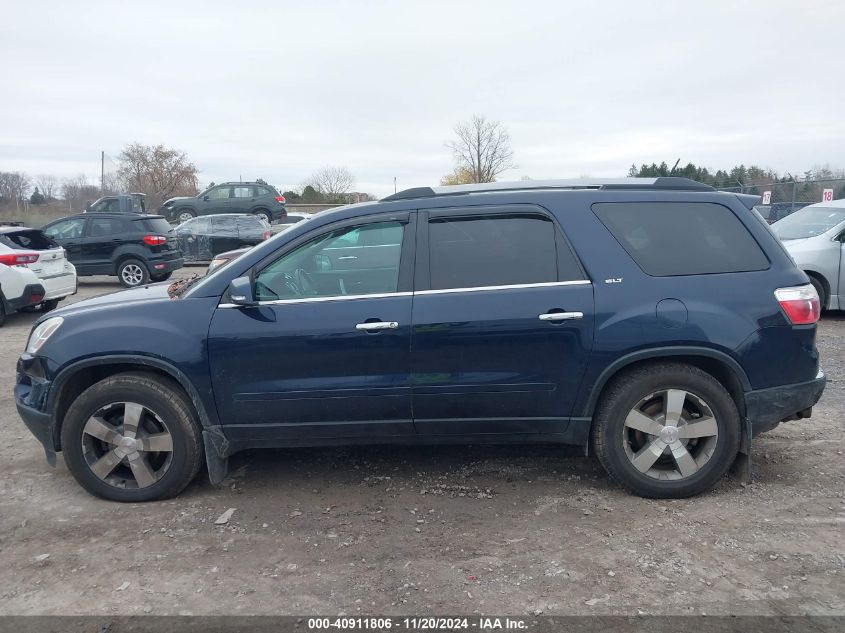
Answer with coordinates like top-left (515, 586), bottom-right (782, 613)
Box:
top-left (159, 182), bottom-right (287, 225)
top-left (207, 247), bottom-right (250, 273)
top-left (0, 226), bottom-right (77, 325)
top-left (16, 177), bottom-right (824, 502)
top-left (753, 202), bottom-right (813, 224)
top-left (772, 198), bottom-right (845, 310)
top-left (42, 213), bottom-right (183, 288)
top-left (85, 193), bottom-right (146, 214)
top-left (175, 214), bottom-right (271, 263)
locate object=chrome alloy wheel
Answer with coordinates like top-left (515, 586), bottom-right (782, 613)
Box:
top-left (178, 211), bottom-right (194, 223)
top-left (120, 263), bottom-right (144, 286)
top-left (81, 402), bottom-right (174, 489)
top-left (622, 389), bottom-right (719, 481)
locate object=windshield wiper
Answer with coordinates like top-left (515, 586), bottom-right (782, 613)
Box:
top-left (167, 274), bottom-right (201, 298)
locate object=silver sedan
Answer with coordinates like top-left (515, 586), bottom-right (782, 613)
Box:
top-left (772, 200), bottom-right (845, 310)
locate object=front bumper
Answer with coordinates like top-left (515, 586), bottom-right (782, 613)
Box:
top-left (15, 355), bottom-right (57, 463)
top-left (745, 370), bottom-right (826, 435)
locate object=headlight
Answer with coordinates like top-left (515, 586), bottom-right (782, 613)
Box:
top-left (26, 317), bottom-right (64, 354)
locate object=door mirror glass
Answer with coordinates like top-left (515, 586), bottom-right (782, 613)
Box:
top-left (203, 195), bottom-right (210, 201)
top-left (227, 276), bottom-right (256, 306)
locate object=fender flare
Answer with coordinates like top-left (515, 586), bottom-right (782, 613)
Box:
top-left (581, 346), bottom-right (752, 417)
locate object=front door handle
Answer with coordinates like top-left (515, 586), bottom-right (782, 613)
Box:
top-left (337, 255), bottom-right (358, 261)
top-left (356, 321), bottom-right (399, 331)
top-left (539, 311), bottom-right (583, 322)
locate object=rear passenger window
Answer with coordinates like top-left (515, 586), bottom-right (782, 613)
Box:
top-left (428, 215), bottom-right (574, 290)
top-left (89, 218), bottom-right (124, 237)
top-left (593, 202), bottom-right (769, 276)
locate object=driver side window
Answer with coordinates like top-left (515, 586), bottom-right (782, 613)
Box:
top-left (254, 220), bottom-right (405, 302)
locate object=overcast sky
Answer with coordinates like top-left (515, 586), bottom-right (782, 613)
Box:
top-left (2, 0), bottom-right (843, 197)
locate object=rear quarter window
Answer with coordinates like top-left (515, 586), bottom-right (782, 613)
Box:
top-left (140, 218), bottom-right (174, 234)
top-left (592, 202), bottom-right (769, 276)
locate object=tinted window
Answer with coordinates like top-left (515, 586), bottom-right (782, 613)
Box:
top-left (91, 198), bottom-right (120, 212)
top-left (0, 229), bottom-right (58, 251)
top-left (207, 186), bottom-right (230, 200)
top-left (428, 215), bottom-right (560, 290)
top-left (237, 216), bottom-right (268, 230)
top-left (44, 218), bottom-right (86, 240)
top-left (182, 217), bottom-right (211, 233)
top-left (593, 202), bottom-right (769, 276)
top-left (232, 186), bottom-right (253, 198)
top-left (89, 217), bottom-right (125, 237)
top-left (256, 186), bottom-right (272, 196)
top-left (141, 217), bottom-right (174, 234)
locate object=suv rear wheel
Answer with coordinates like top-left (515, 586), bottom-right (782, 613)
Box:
top-left (61, 372), bottom-right (203, 502)
top-left (253, 209), bottom-right (271, 223)
top-left (118, 258), bottom-right (149, 287)
top-left (592, 363), bottom-right (740, 498)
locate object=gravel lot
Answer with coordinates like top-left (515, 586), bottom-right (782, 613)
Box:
top-left (0, 269), bottom-right (843, 616)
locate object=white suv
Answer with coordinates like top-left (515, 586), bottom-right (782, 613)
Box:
top-left (0, 226), bottom-right (77, 326)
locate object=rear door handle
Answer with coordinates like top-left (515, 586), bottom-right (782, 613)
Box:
top-left (337, 255), bottom-right (358, 260)
top-left (539, 311), bottom-right (583, 321)
top-left (356, 321), bottom-right (399, 331)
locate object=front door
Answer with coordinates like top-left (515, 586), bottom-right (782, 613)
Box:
top-left (411, 206), bottom-right (595, 436)
top-left (207, 212), bottom-right (416, 443)
top-left (42, 217), bottom-right (88, 271)
top-left (83, 216), bottom-right (127, 274)
top-left (201, 185), bottom-right (232, 215)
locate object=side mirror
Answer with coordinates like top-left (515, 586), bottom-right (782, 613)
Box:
top-left (203, 195), bottom-right (210, 202)
top-left (227, 276), bottom-right (256, 306)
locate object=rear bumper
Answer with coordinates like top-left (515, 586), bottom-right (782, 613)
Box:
top-left (745, 370), bottom-right (826, 435)
top-left (6, 283), bottom-right (46, 311)
top-left (41, 271), bottom-right (77, 300)
top-left (148, 257), bottom-right (184, 273)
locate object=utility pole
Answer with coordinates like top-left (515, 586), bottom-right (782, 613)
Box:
top-left (101, 150), bottom-right (105, 195)
top-left (394, 177), bottom-right (397, 194)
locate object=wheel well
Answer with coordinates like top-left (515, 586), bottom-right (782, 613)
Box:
top-left (113, 253), bottom-right (147, 274)
top-left (591, 356), bottom-right (746, 419)
top-left (52, 363), bottom-right (198, 450)
top-left (804, 271), bottom-right (829, 308)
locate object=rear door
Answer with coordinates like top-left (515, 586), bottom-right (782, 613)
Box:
top-left (84, 216), bottom-right (128, 273)
top-left (210, 216), bottom-right (241, 256)
top-left (411, 205), bottom-right (595, 436)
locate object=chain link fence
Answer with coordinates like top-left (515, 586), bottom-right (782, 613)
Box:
top-left (717, 178), bottom-right (845, 222)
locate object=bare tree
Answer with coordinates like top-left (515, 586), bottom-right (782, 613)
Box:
top-left (36, 174), bottom-right (59, 201)
top-left (305, 166), bottom-right (355, 202)
top-left (117, 143), bottom-right (199, 208)
top-left (0, 171), bottom-right (31, 203)
top-left (61, 174), bottom-right (101, 211)
top-left (445, 115), bottom-right (515, 184)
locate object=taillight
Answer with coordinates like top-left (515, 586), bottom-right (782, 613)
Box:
top-left (775, 285), bottom-right (820, 325)
top-left (143, 235), bottom-right (167, 246)
top-left (275, 195), bottom-right (286, 204)
top-left (261, 230), bottom-right (272, 240)
top-left (0, 252), bottom-right (39, 266)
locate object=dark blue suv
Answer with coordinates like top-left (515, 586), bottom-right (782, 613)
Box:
top-left (15, 178), bottom-right (825, 502)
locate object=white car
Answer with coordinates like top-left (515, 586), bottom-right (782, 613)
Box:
top-left (0, 226), bottom-right (77, 326)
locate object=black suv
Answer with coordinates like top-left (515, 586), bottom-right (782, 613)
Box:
top-left (158, 182), bottom-right (287, 225)
top-left (42, 213), bottom-right (183, 287)
top-left (175, 214), bottom-right (272, 262)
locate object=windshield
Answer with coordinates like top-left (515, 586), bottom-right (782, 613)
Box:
top-left (772, 207), bottom-right (845, 240)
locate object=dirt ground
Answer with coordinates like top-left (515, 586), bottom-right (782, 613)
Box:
top-left (0, 268), bottom-right (843, 616)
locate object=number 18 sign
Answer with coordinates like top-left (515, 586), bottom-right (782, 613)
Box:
top-left (823, 188), bottom-right (834, 202)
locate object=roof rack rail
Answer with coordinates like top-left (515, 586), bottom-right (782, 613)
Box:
top-left (381, 177), bottom-right (714, 202)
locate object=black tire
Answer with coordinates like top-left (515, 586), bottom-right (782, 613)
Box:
top-left (117, 258), bottom-right (150, 288)
top-left (592, 362), bottom-right (740, 498)
top-left (61, 372), bottom-right (203, 502)
top-left (176, 208), bottom-right (196, 224)
top-left (151, 272), bottom-right (173, 282)
top-left (808, 276), bottom-right (826, 311)
top-left (253, 209), bottom-right (271, 224)
top-left (0, 292), bottom-right (6, 327)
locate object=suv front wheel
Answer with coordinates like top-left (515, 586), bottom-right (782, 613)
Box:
top-left (592, 362), bottom-right (740, 498)
top-left (61, 372), bottom-right (204, 502)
